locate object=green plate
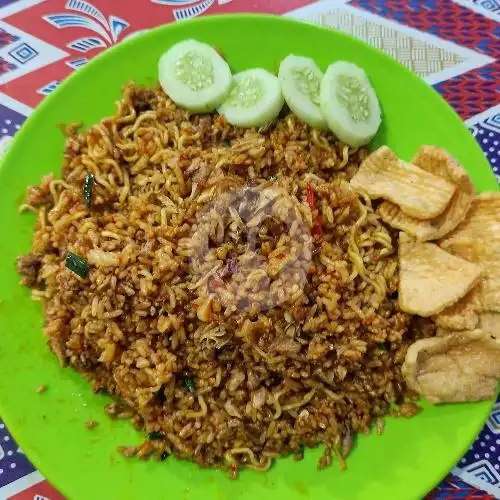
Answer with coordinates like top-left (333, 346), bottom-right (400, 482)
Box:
top-left (0, 14), bottom-right (496, 500)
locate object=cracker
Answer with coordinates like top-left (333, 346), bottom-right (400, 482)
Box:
top-left (402, 330), bottom-right (500, 403)
top-left (398, 233), bottom-right (482, 317)
top-left (378, 146), bottom-right (474, 240)
top-left (350, 146), bottom-right (456, 220)
top-left (439, 193), bottom-right (500, 319)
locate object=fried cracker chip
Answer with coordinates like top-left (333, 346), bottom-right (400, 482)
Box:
top-left (402, 330), bottom-right (500, 403)
top-left (378, 146), bottom-right (474, 241)
top-left (433, 289), bottom-right (480, 331)
top-left (436, 327), bottom-right (451, 337)
top-left (398, 233), bottom-right (482, 317)
top-left (434, 268), bottom-right (500, 332)
top-left (350, 146), bottom-right (456, 220)
top-left (441, 193), bottom-right (500, 256)
top-left (440, 193), bottom-right (500, 314)
top-left (480, 263), bottom-right (500, 311)
top-left (478, 312), bottom-right (500, 339)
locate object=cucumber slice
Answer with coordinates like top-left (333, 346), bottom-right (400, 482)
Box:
top-left (158, 39), bottom-right (231, 113)
top-left (319, 61), bottom-right (381, 147)
top-left (278, 55), bottom-right (327, 129)
top-left (218, 69), bottom-right (284, 128)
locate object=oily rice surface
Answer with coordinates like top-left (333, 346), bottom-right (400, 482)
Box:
top-left (17, 84), bottom-right (428, 472)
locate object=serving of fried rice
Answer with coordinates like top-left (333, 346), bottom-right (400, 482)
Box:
top-left (17, 83), bottom-right (432, 474)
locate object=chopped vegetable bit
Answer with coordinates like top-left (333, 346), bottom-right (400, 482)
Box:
top-left (159, 451), bottom-right (170, 461)
top-left (183, 374), bottom-right (195, 393)
top-left (306, 184), bottom-right (324, 240)
top-left (65, 252), bottom-right (89, 279)
top-left (306, 183), bottom-right (316, 211)
top-left (83, 172), bottom-right (94, 209)
top-left (148, 430), bottom-right (164, 440)
top-left (36, 384), bottom-right (47, 394)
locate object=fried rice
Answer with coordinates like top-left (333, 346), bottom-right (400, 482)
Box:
top-left (17, 83), bottom-right (432, 474)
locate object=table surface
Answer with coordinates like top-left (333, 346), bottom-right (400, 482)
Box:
top-left (0, 0), bottom-right (499, 498)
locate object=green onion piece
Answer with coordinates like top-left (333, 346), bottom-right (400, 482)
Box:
top-left (184, 376), bottom-right (195, 393)
top-left (83, 172), bottom-right (94, 209)
top-left (159, 451), bottom-right (169, 461)
top-left (488, 309), bottom-right (500, 314)
top-left (148, 431), bottom-right (164, 441)
top-left (65, 252), bottom-right (89, 279)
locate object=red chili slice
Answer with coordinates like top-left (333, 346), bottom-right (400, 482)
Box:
top-left (306, 183), bottom-right (316, 211)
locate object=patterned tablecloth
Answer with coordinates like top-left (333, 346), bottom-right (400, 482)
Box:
top-left (0, 0), bottom-right (499, 498)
